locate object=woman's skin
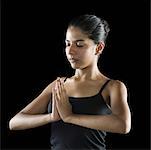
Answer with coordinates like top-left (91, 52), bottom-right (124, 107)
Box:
top-left (9, 26), bottom-right (131, 134)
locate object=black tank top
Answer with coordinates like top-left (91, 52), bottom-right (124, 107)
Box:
top-left (48, 79), bottom-right (112, 150)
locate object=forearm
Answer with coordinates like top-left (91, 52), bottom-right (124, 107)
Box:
top-left (66, 114), bottom-right (129, 134)
top-left (9, 113), bottom-right (52, 130)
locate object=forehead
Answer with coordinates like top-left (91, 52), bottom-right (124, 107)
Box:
top-left (66, 26), bottom-right (89, 41)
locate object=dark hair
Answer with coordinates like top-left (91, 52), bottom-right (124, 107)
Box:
top-left (68, 14), bottom-right (110, 44)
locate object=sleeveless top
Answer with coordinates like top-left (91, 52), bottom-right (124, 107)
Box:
top-left (47, 79), bottom-right (112, 150)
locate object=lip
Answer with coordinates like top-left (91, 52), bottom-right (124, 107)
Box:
top-left (69, 58), bottom-right (79, 63)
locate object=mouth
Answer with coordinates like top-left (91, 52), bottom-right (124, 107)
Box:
top-left (69, 58), bottom-right (79, 63)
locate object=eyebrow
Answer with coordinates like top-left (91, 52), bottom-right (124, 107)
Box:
top-left (65, 39), bottom-right (85, 42)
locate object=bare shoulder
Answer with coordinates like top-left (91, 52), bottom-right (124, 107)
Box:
top-left (108, 79), bottom-right (128, 99)
top-left (109, 80), bottom-right (127, 90)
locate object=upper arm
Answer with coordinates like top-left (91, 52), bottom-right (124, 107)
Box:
top-left (109, 80), bottom-right (131, 125)
top-left (20, 80), bottom-right (56, 114)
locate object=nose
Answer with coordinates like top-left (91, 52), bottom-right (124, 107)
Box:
top-left (68, 44), bottom-right (76, 55)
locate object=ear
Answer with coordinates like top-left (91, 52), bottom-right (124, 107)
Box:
top-left (95, 42), bottom-right (105, 55)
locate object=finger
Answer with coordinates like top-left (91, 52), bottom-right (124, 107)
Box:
top-left (51, 87), bottom-right (56, 113)
top-left (53, 88), bottom-right (58, 113)
top-left (57, 79), bottom-right (61, 93)
top-left (54, 92), bottom-right (59, 111)
top-left (55, 80), bottom-right (61, 100)
top-left (52, 87), bottom-right (55, 99)
top-left (52, 83), bottom-right (58, 102)
top-left (54, 88), bottom-right (59, 105)
top-left (60, 81), bottom-right (67, 99)
top-left (59, 82), bottom-right (65, 99)
top-left (52, 87), bottom-right (57, 103)
top-left (52, 87), bottom-right (57, 105)
top-left (60, 78), bottom-right (65, 84)
top-left (57, 79), bottom-right (63, 100)
top-left (56, 77), bottom-right (60, 81)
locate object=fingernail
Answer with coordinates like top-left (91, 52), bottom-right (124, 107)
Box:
top-left (57, 77), bottom-right (61, 81)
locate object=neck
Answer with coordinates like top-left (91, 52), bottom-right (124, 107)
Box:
top-left (74, 64), bottom-right (102, 81)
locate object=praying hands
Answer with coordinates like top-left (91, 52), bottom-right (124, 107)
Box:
top-left (52, 78), bottom-right (73, 122)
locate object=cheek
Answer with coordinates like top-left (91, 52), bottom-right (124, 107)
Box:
top-left (82, 48), bottom-right (94, 58)
top-left (65, 49), bottom-right (69, 58)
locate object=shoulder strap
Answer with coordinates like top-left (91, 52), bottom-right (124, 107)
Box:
top-left (64, 77), bottom-right (68, 82)
top-left (100, 80), bottom-right (111, 93)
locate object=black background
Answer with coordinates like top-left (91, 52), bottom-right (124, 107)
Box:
top-left (1, 0), bottom-right (150, 149)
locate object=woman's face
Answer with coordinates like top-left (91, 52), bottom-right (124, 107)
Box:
top-left (65, 26), bottom-right (97, 69)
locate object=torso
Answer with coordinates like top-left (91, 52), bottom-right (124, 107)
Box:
top-left (64, 75), bottom-right (111, 106)
top-left (49, 75), bottom-right (112, 149)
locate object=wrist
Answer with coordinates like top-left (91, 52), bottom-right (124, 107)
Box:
top-left (46, 114), bottom-right (53, 122)
top-left (47, 113), bottom-right (57, 123)
top-left (63, 113), bottom-right (75, 123)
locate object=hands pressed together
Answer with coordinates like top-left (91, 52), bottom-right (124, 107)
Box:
top-left (51, 77), bottom-right (73, 122)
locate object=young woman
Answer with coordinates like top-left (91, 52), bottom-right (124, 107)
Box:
top-left (9, 14), bottom-right (131, 150)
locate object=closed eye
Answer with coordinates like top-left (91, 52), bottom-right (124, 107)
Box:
top-left (65, 40), bottom-right (85, 48)
top-left (76, 41), bottom-right (84, 47)
top-left (76, 43), bottom-right (83, 47)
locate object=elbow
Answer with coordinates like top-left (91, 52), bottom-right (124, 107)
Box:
top-left (121, 125), bottom-right (131, 134)
top-left (119, 120), bottom-right (131, 134)
top-left (9, 115), bottom-right (22, 130)
top-left (9, 118), bottom-right (16, 130)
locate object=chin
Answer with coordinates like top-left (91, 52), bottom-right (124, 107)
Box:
top-left (71, 65), bottom-right (79, 69)
top-left (70, 63), bottom-right (79, 69)
top-left (70, 64), bottom-right (85, 70)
